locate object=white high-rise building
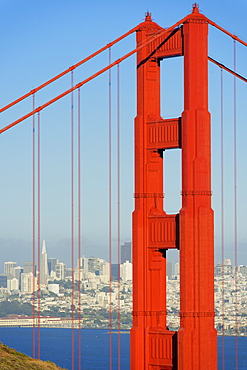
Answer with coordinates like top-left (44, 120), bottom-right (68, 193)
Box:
top-left (4, 261), bottom-right (17, 275)
top-left (7, 278), bottom-right (19, 293)
top-left (174, 262), bottom-right (180, 276)
top-left (121, 261), bottom-right (132, 283)
top-left (167, 260), bottom-right (172, 279)
top-left (99, 261), bottom-right (110, 283)
top-left (100, 261), bottom-right (109, 276)
top-left (21, 272), bottom-right (37, 293)
top-left (78, 257), bottom-right (88, 273)
top-left (55, 262), bottom-right (66, 280)
top-left (10, 266), bottom-right (23, 289)
top-left (40, 240), bottom-right (49, 284)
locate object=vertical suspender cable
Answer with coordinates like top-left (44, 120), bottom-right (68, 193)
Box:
top-left (108, 47), bottom-right (113, 370)
top-left (32, 93), bottom-right (36, 359)
top-left (220, 68), bottom-right (225, 370)
top-left (37, 111), bottom-right (41, 360)
top-left (71, 71), bottom-right (75, 370)
top-left (77, 87), bottom-right (81, 370)
top-left (117, 64), bottom-right (121, 370)
top-left (233, 39), bottom-right (239, 370)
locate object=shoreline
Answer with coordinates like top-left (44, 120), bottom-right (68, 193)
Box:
top-left (0, 325), bottom-right (245, 337)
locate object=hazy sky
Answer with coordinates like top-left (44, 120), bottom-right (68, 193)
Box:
top-left (0, 0), bottom-right (246, 269)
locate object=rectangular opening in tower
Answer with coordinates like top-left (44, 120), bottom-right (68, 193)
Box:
top-left (163, 148), bottom-right (181, 214)
top-left (166, 251), bottom-right (180, 332)
top-left (160, 57), bottom-right (183, 120)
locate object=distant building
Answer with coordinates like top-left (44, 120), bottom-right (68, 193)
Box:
top-left (121, 242), bottom-right (132, 264)
top-left (174, 262), bottom-right (180, 276)
top-left (215, 259), bottom-right (233, 276)
top-left (0, 274), bottom-right (8, 288)
top-left (7, 278), bottom-right (19, 293)
top-left (10, 266), bottom-right (23, 289)
top-left (238, 265), bottom-right (247, 275)
top-left (224, 258), bottom-right (232, 266)
top-left (21, 272), bottom-right (37, 293)
top-left (111, 264), bottom-right (119, 280)
top-left (40, 240), bottom-right (49, 284)
top-left (121, 261), bottom-right (132, 282)
top-left (55, 262), bottom-right (66, 280)
top-left (167, 260), bottom-right (172, 279)
top-left (88, 257), bottom-right (101, 273)
top-left (4, 261), bottom-right (17, 275)
top-left (24, 262), bottom-right (36, 276)
top-left (99, 261), bottom-right (110, 283)
top-left (99, 261), bottom-right (109, 276)
top-left (78, 257), bottom-right (88, 273)
top-left (48, 283), bottom-right (59, 295)
top-left (65, 268), bottom-right (72, 278)
top-left (48, 258), bottom-right (58, 275)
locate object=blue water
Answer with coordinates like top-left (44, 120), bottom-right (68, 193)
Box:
top-left (0, 328), bottom-right (246, 369)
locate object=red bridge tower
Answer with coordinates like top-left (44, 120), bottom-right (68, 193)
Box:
top-left (131, 5), bottom-right (217, 369)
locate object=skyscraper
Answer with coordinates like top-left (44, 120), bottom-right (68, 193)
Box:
top-left (121, 242), bottom-right (132, 264)
top-left (88, 257), bottom-right (101, 273)
top-left (55, 262), bottom-right (66, 280)
top-left (24, 262), bottom-right (36, 276)
top-left (174, 262), bottom-right (180, 276)
top-left (167, 260), bottom-right (172, 279)
top-left (48, 258), bottom-right (58, 275)
top-left (4, 261), bottom-right (17, 275)
top-left (78, 257), bottom-right (88, 273)
top-left (40, 240), bottom-right (49, 284)
top-left (11, 266), bottom-right (23, 289)
top-left (120, 261), bottom-right (132, 282)
top-left (21, 272), bottom-right (37, 293)
top-left (0, 274), bottom-right (8, 288)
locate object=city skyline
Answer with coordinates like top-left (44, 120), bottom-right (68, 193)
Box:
top-left (0, 240), bottom-right (134, 274)
top-left (0, 1), bottom-right (247, 267)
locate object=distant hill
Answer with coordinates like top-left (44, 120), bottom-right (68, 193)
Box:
top-left (0, 342), bottom-right (67, 370)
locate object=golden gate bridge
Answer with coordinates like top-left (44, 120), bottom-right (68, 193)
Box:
top-left (0, 3), bottom-right (247, 370)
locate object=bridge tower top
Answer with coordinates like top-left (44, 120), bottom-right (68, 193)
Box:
top-left (192, 3), bottom-right (200, 13)
top-left (145, 11), bottom-right (152, 22)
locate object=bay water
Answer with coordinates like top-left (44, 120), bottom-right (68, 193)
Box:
top-left (0, 327), bottom-right (246, 369)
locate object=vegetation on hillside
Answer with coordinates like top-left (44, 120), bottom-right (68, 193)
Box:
top-left (0, 301), bottom-right (33, 317)
top-left (0, 342), bottom-right (67, 369)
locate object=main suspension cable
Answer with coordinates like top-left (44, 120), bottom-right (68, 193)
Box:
top-left (0, 26), bottom-right (139, 113)
top-left (207, 18), bottom-right (247, 47)
top-left (208, 57), bottom-right (247, 83)
top-left (0, 17), bottom-right (188, 135)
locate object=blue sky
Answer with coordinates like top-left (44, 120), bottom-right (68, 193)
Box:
top-left (0, 0), bottom-right (247, 269)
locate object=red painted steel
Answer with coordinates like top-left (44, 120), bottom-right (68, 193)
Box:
top-left (131, 4), bottom-right (217, 369)
top-left (0, 26), bottom-right (139, 114)
top-left (207, 19), bottom-right (247, 47)
top-left (0, 16), bottom-right (189, 135)
top-left (2, 6), bottom-right (244, 368)
top-left (208, 57), bottom-right (247, 83)
top-left (131, 11), bottom-right (180, 370)
top-left (32, 93), bottom-right (36, 359)
top-left (77, 88), bottom-right (81, 370)
top-left (178, 5), bottom-right (217, 369)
